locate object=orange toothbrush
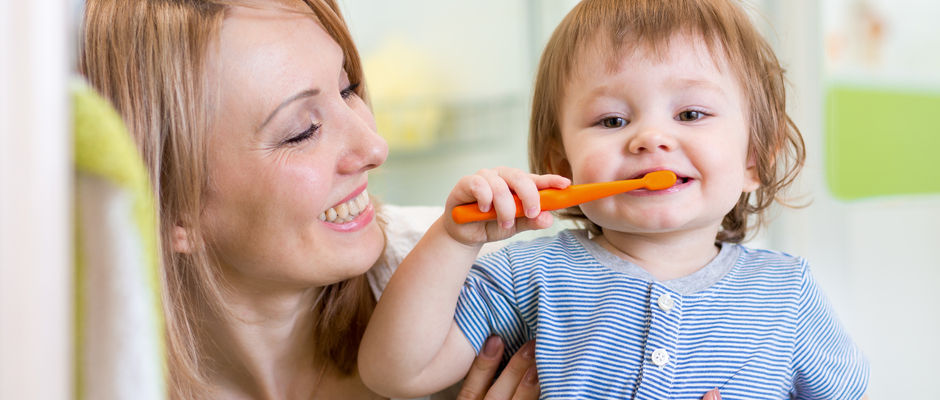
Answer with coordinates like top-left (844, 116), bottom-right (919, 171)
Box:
top-left (451, 170), bottom-right (677, 224)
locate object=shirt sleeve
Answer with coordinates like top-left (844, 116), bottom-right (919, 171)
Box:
top-left (454, 247), bottom-right (533, 362)
top-left (791, 261), bottom-right (870, 399)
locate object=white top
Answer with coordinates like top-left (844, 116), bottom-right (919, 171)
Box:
top-left (367, 204), bottom-right (504, 301)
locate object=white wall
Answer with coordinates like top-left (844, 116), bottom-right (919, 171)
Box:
top-left (0, 0), bottom-right (73, 398)
top-left (768, 0), bottom-right (940, 398)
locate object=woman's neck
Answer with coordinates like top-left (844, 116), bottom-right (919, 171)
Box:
top-left (199, 277), bottom-right (325, 400)
top-left (594, 224), bottom-right (722, 282)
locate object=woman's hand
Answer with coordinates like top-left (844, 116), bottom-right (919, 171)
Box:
top-left (444, 167), bottom-right (569, 246)
top-left (702, 388), bottom-right (721, 400)
top-left (458, 336), bottom-right (539, 400)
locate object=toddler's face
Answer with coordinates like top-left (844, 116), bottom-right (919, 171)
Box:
top-left (558, 35), bottom-right (760, 237)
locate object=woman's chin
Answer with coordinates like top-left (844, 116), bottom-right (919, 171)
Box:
top-left (331, 223), bottom-right (386, 279)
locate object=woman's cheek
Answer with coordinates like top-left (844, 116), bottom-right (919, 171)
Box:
top-left (281, 162), bottom-right (332, 211)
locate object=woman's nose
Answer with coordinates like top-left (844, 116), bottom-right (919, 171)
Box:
top-left (336, 107), bottom-right (388, 175)
top-left (626, 127), bottom-right (678, 154)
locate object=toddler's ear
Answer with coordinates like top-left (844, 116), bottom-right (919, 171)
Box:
top-left (743, 150), bottom-right (761, 193)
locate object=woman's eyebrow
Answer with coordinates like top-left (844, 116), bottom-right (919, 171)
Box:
top-left (257, 88), bottom-right (321, 133)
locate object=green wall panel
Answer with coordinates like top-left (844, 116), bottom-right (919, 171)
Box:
top-left (826, 86), bottom-right (940, 200)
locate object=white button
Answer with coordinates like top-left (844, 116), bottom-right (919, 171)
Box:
top-left (657, 293), bottom-right (675, 312)
top-left (651, 349), bottom-right (670, 366)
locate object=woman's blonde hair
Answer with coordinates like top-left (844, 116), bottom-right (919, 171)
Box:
top-left (80, 0), bottom-right (375, 397)
top-left (529, 0), bottom-right (805, 243)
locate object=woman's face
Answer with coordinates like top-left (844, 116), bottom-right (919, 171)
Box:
top-left (201, 4), bottom-right (388, 289)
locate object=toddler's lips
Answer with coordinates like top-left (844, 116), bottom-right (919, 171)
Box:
top-left (627, 169), bottom-right (691, 188)
top-left (626, 174), bottom-right (692, 195)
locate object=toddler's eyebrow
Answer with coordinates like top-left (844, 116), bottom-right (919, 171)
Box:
top-left (668, 78), bottom-right (726, 97)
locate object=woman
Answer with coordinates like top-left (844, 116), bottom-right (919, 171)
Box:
top-left (80, 0), bottom-right (539, 398)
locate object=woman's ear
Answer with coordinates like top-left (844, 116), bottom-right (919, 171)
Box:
top-left (171, 225), bottom-right (200, 254)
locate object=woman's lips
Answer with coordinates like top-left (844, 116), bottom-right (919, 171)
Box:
top-left (321, 203), bottom-right (375, 233)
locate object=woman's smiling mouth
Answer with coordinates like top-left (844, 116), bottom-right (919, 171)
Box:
top-left (319, 189), bottom-right (371, 223)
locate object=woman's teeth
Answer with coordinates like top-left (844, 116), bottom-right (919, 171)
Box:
top-left (319, 189), bottom-right (370, 223)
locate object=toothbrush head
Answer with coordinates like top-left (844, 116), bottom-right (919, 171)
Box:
top-left (643, 170), bottom-right (678, 190)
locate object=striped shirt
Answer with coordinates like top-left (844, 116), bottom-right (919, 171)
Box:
top-left (454, 230), bottom-right (869, 399)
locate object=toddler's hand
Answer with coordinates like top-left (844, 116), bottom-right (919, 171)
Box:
top-left (443, 167), bottom-right (570, 246)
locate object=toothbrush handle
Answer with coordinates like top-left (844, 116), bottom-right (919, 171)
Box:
top-left (451, 190), bottom-right (563, 224)
top-left (449, 171), bottom-right (674, 225)
top-left (450, 184), bottom-right (631, 224)
top-left (451, 180), bottom-right (656, 224)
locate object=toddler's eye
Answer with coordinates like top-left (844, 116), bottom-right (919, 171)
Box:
top-left (602, 117), bottom-right (626, 128)
top-left (678, 110), bottom-right (704, 122)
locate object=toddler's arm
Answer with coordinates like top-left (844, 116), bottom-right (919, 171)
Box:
top-left (358, 167), bottom-right (568, 399)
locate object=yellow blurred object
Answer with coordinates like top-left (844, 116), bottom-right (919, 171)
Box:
top-left (363, 37), bottom-right (448, 152)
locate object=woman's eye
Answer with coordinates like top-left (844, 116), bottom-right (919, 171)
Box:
top-left (284, 123), bottom-right (321, 145)
top-left (340, 82), bottom-right (360, 100)
top-left (678, 110), bottom-right (704, 122)
top-left (602, 117), bottom-right (626, 128)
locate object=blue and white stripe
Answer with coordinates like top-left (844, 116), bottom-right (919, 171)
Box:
top-left (454, 230), bottom-right (868, 399)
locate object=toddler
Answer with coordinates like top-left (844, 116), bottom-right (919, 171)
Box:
top-left (359, 0), bottom-right (869, 398)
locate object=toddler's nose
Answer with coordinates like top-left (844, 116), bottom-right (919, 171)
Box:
top-left (627, 128), bottom-right (677, 154)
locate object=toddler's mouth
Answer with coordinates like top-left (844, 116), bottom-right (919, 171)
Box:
top-left (628, 169), bottom-right (692, 187)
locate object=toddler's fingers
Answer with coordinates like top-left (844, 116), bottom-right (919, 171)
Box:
top-left (497, 168), bottom-right (541, 219)
top-left (531, 174), bottom-right (571, 190)
top-left (451, 174), bottom-right (494, 213)
top-left (480, 170), bottom-right (516, 229)
top-left (513, 211), bottom-right (554, 233)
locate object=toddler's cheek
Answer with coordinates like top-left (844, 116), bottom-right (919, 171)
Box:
top-left (578, 200), bottom-right (617, 229)
top-left (570, 160), bottom-right (609, 185)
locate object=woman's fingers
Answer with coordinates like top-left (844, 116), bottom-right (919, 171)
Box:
top-left (702, 388), bottom-right (722, 400)
top-left (457, 336), bottom-right (505, 400)
top-left (510, 365), bottom-right (540, 400)
top-left (480, 340), bottom-right (537, 400)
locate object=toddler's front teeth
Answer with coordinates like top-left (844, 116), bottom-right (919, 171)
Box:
top-left (318, 189), bottom-right (370, 223)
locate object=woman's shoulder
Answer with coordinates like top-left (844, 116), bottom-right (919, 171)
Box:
top-left (381, 204), bottom-right (443, 247)
top-left (366, 205), bottom-right (443, 299)
top-left (365, 204), bottom-right (511, 299)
